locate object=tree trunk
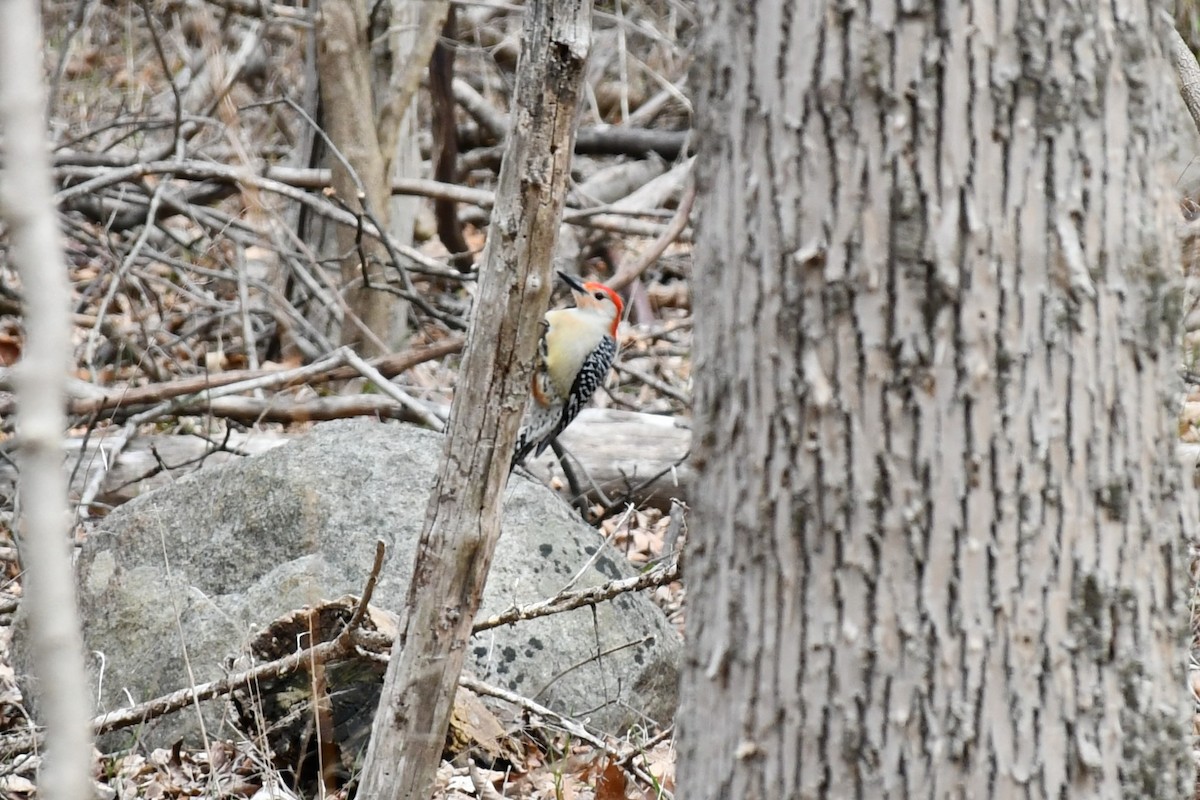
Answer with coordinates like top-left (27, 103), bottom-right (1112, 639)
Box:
top-left (353, 1), bottom-right (592, 797)
top-left (315, 0), bottom-right (406, 355)
top-left (373, 0), bottom-right (451, 276)
top-left (0, 1), bottom-right (96, 796)
top-left (679, 2), bottom-right (1193, 799)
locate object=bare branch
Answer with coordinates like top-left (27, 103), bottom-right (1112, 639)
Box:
top-left (472, 559), bottom-right (680, 633)
top-left (459, 674), bottom-right (672, 799)
top-left (0, 338), bottom-right (465, 419)
top-left (355, 1), bottom-right (595, 794)
top-left (608, 177), bottom-right (696, 292)
top-left (1169, 25), bottom-right (1200, 141)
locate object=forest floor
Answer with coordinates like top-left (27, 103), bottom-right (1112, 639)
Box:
top-left (0, 501), bottom-right (685, 800)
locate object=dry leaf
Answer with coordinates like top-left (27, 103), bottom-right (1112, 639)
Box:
top-left (594, 759), bottom-right (628, 800)
top-left (0, 333), bottom-right (21, 366)
top-left (639, 740), bottom-right (675, 793)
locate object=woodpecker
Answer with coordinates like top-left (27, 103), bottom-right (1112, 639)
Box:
top-left (512, 271), bottom-right (624, 469)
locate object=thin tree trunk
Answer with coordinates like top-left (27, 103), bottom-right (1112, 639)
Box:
top-left (374, 0), bottom-right (451, 169)
top-left (430, 5), bottom-right (474, 270)
top-left (353, 1), bottom-right (593, 797)
top-left (0, 1), bottom-right (96, 797)
top-left (315, 0), bottom-right (406, 355)
top-left (679, 2), bottom-right (1193, 798)
top-left (373, 0), bottom-right (452, 286)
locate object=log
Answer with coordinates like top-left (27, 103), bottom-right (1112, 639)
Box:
top-left (0, 409), bottom-right (691, 517)
top-left (521, 408), bottom-right (692, 511)
top-left (228, 598), bottom-right (520, 791)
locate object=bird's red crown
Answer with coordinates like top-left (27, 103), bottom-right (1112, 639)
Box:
top-left (581, 281), bottom-right (623, 337)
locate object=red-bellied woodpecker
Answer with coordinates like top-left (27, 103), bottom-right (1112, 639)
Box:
top-left (511, 271), bottom-right (624, 469)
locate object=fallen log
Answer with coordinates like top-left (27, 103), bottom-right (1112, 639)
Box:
top-left (0, 409), bottom-right (691, 516)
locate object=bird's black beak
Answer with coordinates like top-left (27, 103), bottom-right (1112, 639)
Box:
top-left (556, 270), bottom-right (586, 293)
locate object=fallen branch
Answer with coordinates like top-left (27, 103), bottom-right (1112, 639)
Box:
top-left (0, 339), bottom-right (463, 419)
top-left (57, 161), bottom-right (690, 242)
top-left (0, 408), bottom-right (693, 513)
top-left (472, 558), bottom-right (680, 633)
top-left (110, 345), bottom-right (446, 429)
top-left (573, 126), bottom-right (690, 160)
top-left (340, 349), bottom-right (445, 431)
top-left (119, 348), bottom-right (355, 427)
top-left (134, 393), bottom-right (437, 426)
top-left (613, 362), bottom-right (691, 406)
top-left (55, 160), bottom-right (463, 281)
top-left (608, 177), bottom-right (696, 293)
top-left (451, 78), bottom-right (509, 141)
top-left (0, 541), bottom-right (389, 759)
top-left (0, 541), bottom-right (677, 760)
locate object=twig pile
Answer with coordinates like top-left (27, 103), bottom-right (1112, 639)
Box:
top-left (1, 0), bottom-right (696, 445)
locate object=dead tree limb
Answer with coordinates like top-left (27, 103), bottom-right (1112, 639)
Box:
top-left (56, 159), bottom-right (465, 280)
top-left (472, 559), bottom-right (680, 633)
top-left (458, 674), bottom-right (671, 799)
top-left (608, 178), bottom-right (697, 292)
top-left (430, 6), bottom-right (473, 270)
top-left (0, 337), bottom-right (464, 419)
top-left (354, 0), bottom-right (594, 796)
top-left (0, 408), bottom-right (691, 514)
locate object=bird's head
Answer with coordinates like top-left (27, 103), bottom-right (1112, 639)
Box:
top-left (557, 271), bottom-right (624, 336)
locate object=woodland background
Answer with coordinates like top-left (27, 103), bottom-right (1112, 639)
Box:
top-left (0, 0), bottom-right (692, 797)
top-left (5, 0), bottom-right (1200, 798)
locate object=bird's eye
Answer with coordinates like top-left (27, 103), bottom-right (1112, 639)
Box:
top-left (594, 291), bottom-right (605, 300)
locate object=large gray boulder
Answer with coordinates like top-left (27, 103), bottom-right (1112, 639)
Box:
top-left (23, 420), bottom-right (679, 747)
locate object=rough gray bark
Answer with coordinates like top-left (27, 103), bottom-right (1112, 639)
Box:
top-left (678, 2), bottom-right (1193, 799)
top-left (1170, 26), bottom-right (1200, 140)
top-left (0, 1), bottom-right (96, 796)
top-left (353, 1), bottom-right (593, 797)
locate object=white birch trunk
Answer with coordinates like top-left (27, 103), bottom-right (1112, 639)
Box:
top-left (0, 1), bottom-right (96, 796)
